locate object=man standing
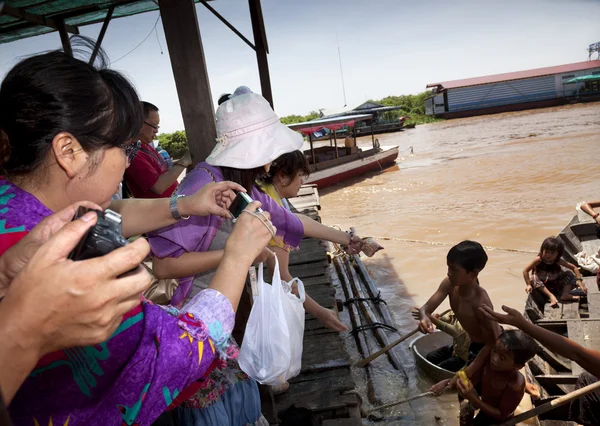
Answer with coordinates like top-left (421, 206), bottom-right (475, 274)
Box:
top-left (125, 102), bottom-right (191, 198)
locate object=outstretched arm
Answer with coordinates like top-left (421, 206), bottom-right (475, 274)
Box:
top-left (580, 201), bottom-right (600, 224)
top-left (418, 278), bottom-right (452, 334)
top-left (480, 305), bottom-right (600, 378)
top-left (522, 257), bottom-right (540, 293)
top-left (110, 181), bottom-right (243, 238)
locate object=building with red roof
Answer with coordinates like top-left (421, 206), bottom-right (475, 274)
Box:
top-left (425, 60), bottom-right (600, 118)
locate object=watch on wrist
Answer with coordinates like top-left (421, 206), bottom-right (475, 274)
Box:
top-left (170, 193), bottom-right (190, 220)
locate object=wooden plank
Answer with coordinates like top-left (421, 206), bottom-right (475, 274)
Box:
top-left (567, 319), bottom-right (600, 375)
top-left (323, 419), bottom-right (363, 426)
top-left (543, 302), bottom-right (579, 321)
top-left (534, 375), bottom-right (580, 385)
top-left (288, 261), bottom-right (329, 278)
top-left (302, 333), bottom-right (350, 372)
top-left (276, 390), bottom-right (358, 414)
top-left (588, 293), bottom-right (600, 318)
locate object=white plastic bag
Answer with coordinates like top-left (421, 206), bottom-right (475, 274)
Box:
top-left (238, 257), bottom-right (291, 384)
top-left (272, 277), bottom-right (305, 386)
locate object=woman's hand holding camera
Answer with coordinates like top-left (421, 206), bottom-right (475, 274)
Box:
top-left (0, 203), bottom-right (152, 402)
top-left (179, 181), bottom-right (246, 219)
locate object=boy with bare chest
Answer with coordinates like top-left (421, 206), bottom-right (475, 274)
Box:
top-left (418, 241), bottom-right (502, 364)
top-left (431, 330), bottom-right (537, 425)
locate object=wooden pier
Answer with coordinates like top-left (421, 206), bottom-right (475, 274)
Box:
top-left (268, 186), bottom-right (362, 424)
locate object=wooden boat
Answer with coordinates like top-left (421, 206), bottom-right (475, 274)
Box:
top-left (409, 331), bottom-right (455, 382)
top-left (520, 211), bottom-right (600, 425)
top-left (288, 115), bottom-right (399, 189)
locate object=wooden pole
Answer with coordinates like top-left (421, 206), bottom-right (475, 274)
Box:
top-left (333, 255), bottom-right (377, 405)
top-left (89, 5), bottom-right (115, 65)
top-left (248, 0), bottom-right (273, 108)
top-left (351, 253), bottom-right (396, 331)
top-left (499, 378), bottom-right (600, 426)
top-left (370, 116), bottom-right (375, 149)
top-left (159, 0), bottom-right (216, 165)
top-left (342, 255), bottom-right (405, 373)
top-left (334, 129), bottom-right (338, 158)
top-left (354, 308), bottom-right (451, 368)
top-left (308, 132), bottom-right (315, 165)
top-left (354, 328), bottom-right (419, 368)
top-left (56, 18), bottom-right (72, 56)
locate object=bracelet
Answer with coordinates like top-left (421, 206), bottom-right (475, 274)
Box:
top-left (170, 193), bottom-right (190, 220)
top-left (576, 277), bottom-right (583, 281)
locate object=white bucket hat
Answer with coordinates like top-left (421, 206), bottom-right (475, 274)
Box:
top-left (206, 90), bottom-right (303, 169)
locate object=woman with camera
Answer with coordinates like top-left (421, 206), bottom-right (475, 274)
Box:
top-left (147, 89), bottom-right (366, 425)
top-left (0, 45), bottom-right (275, 426)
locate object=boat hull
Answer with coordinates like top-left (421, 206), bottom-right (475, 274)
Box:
top-left (305, 146), bottom-right (399, 188)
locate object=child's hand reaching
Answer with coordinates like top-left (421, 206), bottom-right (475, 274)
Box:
top-left (429, 378), bottom-right (451, 395)
top-left (549, 295), bottom-right (559, 307)
top-left (525, 284), bottom-right (532, 294)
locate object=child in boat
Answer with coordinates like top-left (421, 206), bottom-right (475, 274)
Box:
top-left (431, 329), bottom-right (538, 426)
top-left (418, 241), bottom-right (502, 367)
top-left (523, 236), bottom-right (586, 307)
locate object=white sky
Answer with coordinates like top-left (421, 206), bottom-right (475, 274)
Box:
top-left (1, 0), bottom-right (599, 133)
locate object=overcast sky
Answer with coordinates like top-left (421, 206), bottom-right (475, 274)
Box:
top-left (1, 0), bottom-right (598, 132)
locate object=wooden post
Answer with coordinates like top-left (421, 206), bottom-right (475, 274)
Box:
top-left (333, 129), bottom-right (338, 158)
top-left (159, 0), bottom-right (216, 165)
top-left (89, 5), bottom-right (115, 65)
top-left (308, 132), bottom-right (315, 165)
top-left (56, 18), bottom-right (72, 56)
top-left (248, 0), bottom-right (273, 108)
top-left (370, 117), bottom-right (375, 149)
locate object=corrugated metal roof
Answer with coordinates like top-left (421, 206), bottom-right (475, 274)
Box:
top-left (0, 1), bottom-right (211, 45)
top-left (427, 60), bottom-right (600, 90)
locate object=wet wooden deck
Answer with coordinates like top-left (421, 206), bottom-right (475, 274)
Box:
top-left (270, 186), bottom-right (361, 422)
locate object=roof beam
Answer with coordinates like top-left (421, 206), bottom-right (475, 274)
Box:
top-left (197, 0), bottom-right (255, 51)
top-left (0, 3), bottom-right (79, 35)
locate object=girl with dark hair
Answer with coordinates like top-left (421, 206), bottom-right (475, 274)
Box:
top-left (148, 90), bottom-right (367, 425)
top-left (259, 151), bottom-right (347, 333)
top-left (0, 47), bottom-right (267, 426)
top-left (523, 236), bottom-right (586, 306)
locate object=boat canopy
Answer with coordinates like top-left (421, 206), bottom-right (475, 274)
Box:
top-left (287, 113), bottom-right (372, 135)
top-left (565, 74), bottom-right (600, 83)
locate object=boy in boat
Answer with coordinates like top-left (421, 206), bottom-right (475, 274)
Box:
top-left (418, 241), bottom-right (502, 366)
top-left (430, 329), bottom-right (538, 425)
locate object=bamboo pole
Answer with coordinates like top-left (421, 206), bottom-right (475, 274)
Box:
top-left (354, 309), bottom-right (451, 368)
top-left (341, 255), bottom-right (406, 373)
top-left (333, 255), bottom-right (377, 405)
top-left (499, 379), bottom-right (600, 426)
top-left (353, 328), bottom-right (419, 368)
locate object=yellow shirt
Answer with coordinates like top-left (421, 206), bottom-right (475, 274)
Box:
top-left (258, 183), bottom-right (291, 252)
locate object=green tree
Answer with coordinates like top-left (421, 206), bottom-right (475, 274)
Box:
top-left (157, 130), bottom-right (188, 159)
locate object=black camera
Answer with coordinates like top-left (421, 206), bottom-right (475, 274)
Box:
top-left (69, 207), bottom-right (129, 261)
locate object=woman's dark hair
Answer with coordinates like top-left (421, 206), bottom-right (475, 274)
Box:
top-left (142, 101), bottom-right (159, 119)
top-left (539, 236), bottom-right (564, 263)
top-left (260, 150), bottom-right (310, 186)
top-left (447, 240), bottom-right (488, 272)
top-left (0, 37), bottom-right (143, 176)
top-left (217, 94), bottom-right (231, 106)
top-left (497, 330), bottom-right (537, 365)
top-left (221, 166), bottom-right (268, 193)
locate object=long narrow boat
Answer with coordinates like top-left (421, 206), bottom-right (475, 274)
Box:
top-left (520, 211), bottom-right (600, 425)
top-left (288, 115), bottom-right (399, 189)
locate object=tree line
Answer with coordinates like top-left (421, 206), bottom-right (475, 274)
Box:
top-left (157, 91), bottom-right (439, 157)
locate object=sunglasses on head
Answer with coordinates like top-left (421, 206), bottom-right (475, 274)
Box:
top-left (121, 140), bottom-right (141, 162)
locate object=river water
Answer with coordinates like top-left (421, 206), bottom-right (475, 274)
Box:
top-left (317, 103), bottom-right (600, 424)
